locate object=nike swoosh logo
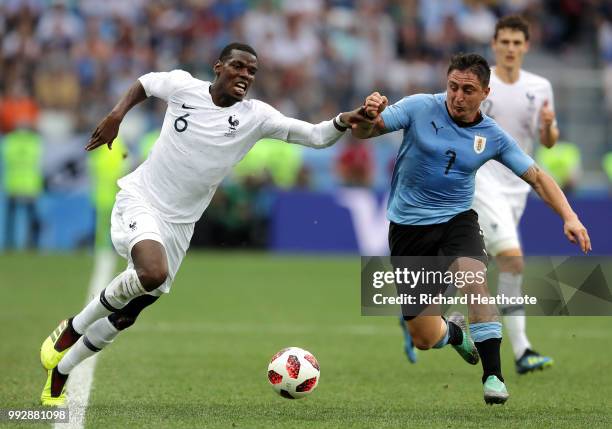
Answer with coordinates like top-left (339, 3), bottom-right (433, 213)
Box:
top-left (181, 103), bottom-right (196, 110)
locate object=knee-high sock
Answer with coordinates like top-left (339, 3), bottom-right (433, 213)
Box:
top-left (470, 322), bottom-right (503, 383)
top-left (72, 269), bottom-right (145, 334)
top-left (57, 317), bottom-right (119, 375)
top-left (498, 272), bottom-right (531, 359)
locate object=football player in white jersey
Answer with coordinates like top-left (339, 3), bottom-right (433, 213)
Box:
top-left (39, 43), bottom-right (372, 405)
top-left (473, 15), bottom-right (558, 374)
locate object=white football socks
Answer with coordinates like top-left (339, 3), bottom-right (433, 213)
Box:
top-left (498, 272), bottom-right (531, 359)
top-left (72, 269), bottom-right (145, 334)
top-left (58, 318), bottom-right (119, 375)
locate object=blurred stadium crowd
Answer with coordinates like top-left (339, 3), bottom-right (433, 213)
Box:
top-left (1, 0), bottom-right (612, 249)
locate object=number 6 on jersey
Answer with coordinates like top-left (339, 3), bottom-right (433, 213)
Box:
top-left (174, 113), bottom-right (190, 132)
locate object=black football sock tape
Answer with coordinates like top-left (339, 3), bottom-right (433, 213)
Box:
top-left (447, 320), bottom-right (463, 346)
top-left (55, 318), bottom-right (82, 351)
top-left (475, 337), bottom-right (503, 384)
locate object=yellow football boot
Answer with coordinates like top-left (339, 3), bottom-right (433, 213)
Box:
top-left (41, 368), bottom-right (68, 407)
top-left (41, 319), bottom-right (76, 370)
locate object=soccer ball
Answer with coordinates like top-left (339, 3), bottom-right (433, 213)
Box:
top-left (267, 347), bottom-right (320, 399)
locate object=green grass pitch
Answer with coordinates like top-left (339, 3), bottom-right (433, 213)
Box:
top-left (1, 252), bottom-right (611, 428)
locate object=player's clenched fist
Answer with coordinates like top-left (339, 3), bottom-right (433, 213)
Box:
top-left (539, 100), bottom-right (555, 129)
top-left (363, 92), bottom-right (388, 119)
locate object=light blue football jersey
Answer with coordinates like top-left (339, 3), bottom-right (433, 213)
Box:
top-left (381, 93), bottom-right (534, 225)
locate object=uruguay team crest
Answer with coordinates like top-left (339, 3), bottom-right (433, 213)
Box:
top-left (473, 135), bottom-right (486, 154)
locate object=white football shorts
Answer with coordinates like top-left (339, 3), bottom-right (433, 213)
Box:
top-left (110, 189), bottom-right (194, 294)
top-left (472, 187), bottom-right (528, 256)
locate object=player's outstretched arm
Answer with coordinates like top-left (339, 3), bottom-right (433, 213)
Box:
top-left (351, 92), bottom-right (388, 139)
top-left (86, 81), bottom-right (148, 151)
top-left (277, 105), bottom-right (377, 149)
top-left (521, 164), bottom-right (591, 253)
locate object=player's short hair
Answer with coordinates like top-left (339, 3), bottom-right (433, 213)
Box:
top-left (494, 15), bottom-right (530, 41)
top-left (218, 43), bottom-right (258, 62)
top-left (447, 53), bottom-right (491, 88)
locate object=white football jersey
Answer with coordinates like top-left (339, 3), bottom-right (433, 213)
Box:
top-left (476, 67), bottom-right (555, 195)
top-left (118, 70), bottom-right (344, 223)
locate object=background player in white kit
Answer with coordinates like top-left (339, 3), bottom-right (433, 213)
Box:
top-left (473, 16), bottom-right (559, 374)
top-left (39, 43), bottom-right (371, 405)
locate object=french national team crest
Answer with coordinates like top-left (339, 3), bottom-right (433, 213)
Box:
top-left (473, 135), bottom-right (486, 154)
top-left (224, 115), bottom-right (240, 137)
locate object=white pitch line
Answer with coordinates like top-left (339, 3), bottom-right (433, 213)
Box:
top-left (54, 250), bottom-right (116, 429)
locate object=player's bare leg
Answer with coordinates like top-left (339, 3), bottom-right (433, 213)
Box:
top-left (451, 257), bottom-right (509, 404)
top-left (406, 315), bottom-right (446, 350)
top-left (41, 240), bottom-right (167, 405)
top-left (405, 308), bottom-right (479, 365)
top-left (496, 248), bottom-right (553, 374)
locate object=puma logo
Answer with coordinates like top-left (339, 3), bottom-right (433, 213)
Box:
top-left (431, 121), bottom-right (444, 135)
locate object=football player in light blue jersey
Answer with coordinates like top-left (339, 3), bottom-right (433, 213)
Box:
top-left (353, 53), bottom-right (591, 405)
